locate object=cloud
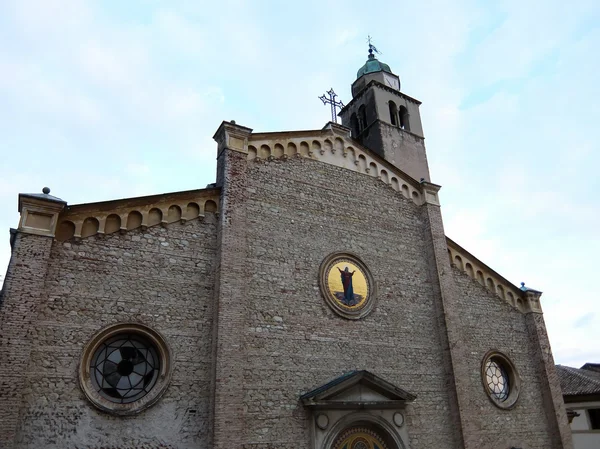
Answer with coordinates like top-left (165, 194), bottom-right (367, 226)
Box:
top-left (574, 313), bottom-right (595, 329)
top-left (0, 0), bottom-right (599, 368)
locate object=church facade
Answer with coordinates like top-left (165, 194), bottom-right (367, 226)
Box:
top-left (0, 51), bottom-right (573, 449)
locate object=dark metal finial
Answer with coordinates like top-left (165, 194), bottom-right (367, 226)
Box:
top-left (42, 187), bottom-right (50, 194)
top-left (319, 88), bottom-right (344, 123)
top-left (366, 35), bottom-right (381, 58)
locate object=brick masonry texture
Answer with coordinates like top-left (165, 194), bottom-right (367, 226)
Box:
top-left (450, 265), bottom-right (558, 449)
top-left (225, 155), bottom-right (459, 449)
top-left (1, 216), bottom-right (217, 449)
top-left (212, 153), bottom-right (570, 449)
top-left (0, 233), bottom-right (54, 448)
top-left (0, 149), bottom-right (572, 448)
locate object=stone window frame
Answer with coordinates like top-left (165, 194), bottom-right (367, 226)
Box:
top-left (480, 350), bottom-right (521, 410)
top-left (79, 322), bottom-right (172, 416)
top-left (319, 252), bottom-right (377, 320)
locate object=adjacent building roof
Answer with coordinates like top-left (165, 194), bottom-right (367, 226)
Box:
top-left (580, 363), bottom-right (600, 373)
top-left (556, 364), bottom-right (600, 396)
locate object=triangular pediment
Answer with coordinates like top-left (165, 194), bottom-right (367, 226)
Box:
top-left (300, 370), bottom-right (416, 409)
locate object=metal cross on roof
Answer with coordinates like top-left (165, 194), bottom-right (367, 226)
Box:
top-left (367, 35), bottom-right (381, 56)
top-left (319, 88), bottom-right (344, 123)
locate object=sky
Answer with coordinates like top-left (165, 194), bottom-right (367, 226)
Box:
top-left (0, 0), bottom-right (599, 368)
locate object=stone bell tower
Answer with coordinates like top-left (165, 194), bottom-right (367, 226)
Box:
top-left (339, 46), bottom-right (431, 182)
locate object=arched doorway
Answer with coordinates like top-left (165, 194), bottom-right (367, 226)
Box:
top-left (301, 372), bottom-right (413, 449)
top-left (332, 427), bottom-right (394, 449)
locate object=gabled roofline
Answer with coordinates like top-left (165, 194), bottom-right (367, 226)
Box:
top-left (300, 370), bottom-right (416, 407)
top-left (248, 124), bottom-right (424, 190)
top-left (65, 186), bottom-right (220, 214)
top-left (446, 236), bottom-right (525, 296)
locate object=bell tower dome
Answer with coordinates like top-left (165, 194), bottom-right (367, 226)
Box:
top-left (339, 46), bottom-right (431, 182)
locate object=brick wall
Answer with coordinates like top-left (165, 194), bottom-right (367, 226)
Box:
top-left (450, 265), bottom-right (563, 449)
top-left (3, 216), bottom-right (217, 449)
top-left (0, 232), bottom-right (54, 448)
top-left (218, 154), bottom-right (570, 449)
top-left (0, 150), bottom-right (572, 449)
top-left (231, 156), bottom-right (457, 449)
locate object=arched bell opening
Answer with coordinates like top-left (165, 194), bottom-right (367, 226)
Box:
top-left (358, 105), bottom-right (367, 132)
top-left (350, 113), bottom-right (360, 138)
top-left (388, 101), bottom-right (398, 127)
top-left (398, 106), bottom-right (410, 131)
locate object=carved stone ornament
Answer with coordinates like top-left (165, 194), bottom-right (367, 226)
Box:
top-left (316, 413), bottom-right (330, 430)
top-left (393, 412), bottom-right (404, 427)
top-left (319, 253), bottom-right (376, 320)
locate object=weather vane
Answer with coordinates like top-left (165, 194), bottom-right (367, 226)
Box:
top-left (367, 35), bottom-right (381, 56)
top-left (319, 88), bottom-right (344, 123)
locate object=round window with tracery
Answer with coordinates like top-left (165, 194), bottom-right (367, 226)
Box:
top-left (481, 351), bottom-right (520, 409)
top-left (484, 358), bottom-right (509, 401)
top-left (90, 333), bottom-right (160, 404)
top-left (79, 323), bottom-right (172, 415)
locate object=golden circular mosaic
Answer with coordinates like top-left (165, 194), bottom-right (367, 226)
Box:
top-left (320, 253), bottom-right (376, 320)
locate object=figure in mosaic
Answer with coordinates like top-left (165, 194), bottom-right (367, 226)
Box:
top-left (337, 266), bottom-right (355, 305)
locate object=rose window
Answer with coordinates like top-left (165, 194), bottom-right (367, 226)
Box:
top-left (484, 358), bottom-right (510, 401)
top-left (90, 333), bottom-right (160, 404)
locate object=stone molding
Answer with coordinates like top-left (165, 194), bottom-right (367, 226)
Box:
top-left (17, 193), bottom-right (66, 237)
top-left (446, 237), bottom-right (535, 313)
top-left (421, 181), bottom-right (441, 206)
top-left (54, 188), bottom-right (220, 241)
top-left (301, 372), bottom-right (414, 449)
top-left (247, 127), bottom-right (427, 205)
top-left (340, 79), bottom-right (422, 115)
top-left (213, 120), bottom-right (253, 155)
top-left (522, 289), bottom-right (543, 314)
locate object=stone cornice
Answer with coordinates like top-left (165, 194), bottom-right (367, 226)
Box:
top-left (446, 237), bottom-right (543, 313)
top-left (247, 125), bottom-right (431, 205)
top-left (252, 125), bottom-right (422, 187)
top-left (213, 120), bottom-right (253, 155)
top-left (17, 193), bottom-right (66, 237)
top-left (55, 187), bottom-right (220, 241)
top-left (65, 188), bottom-right (219, 214)
top-left (339, 80), bottom-right (422, 115)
